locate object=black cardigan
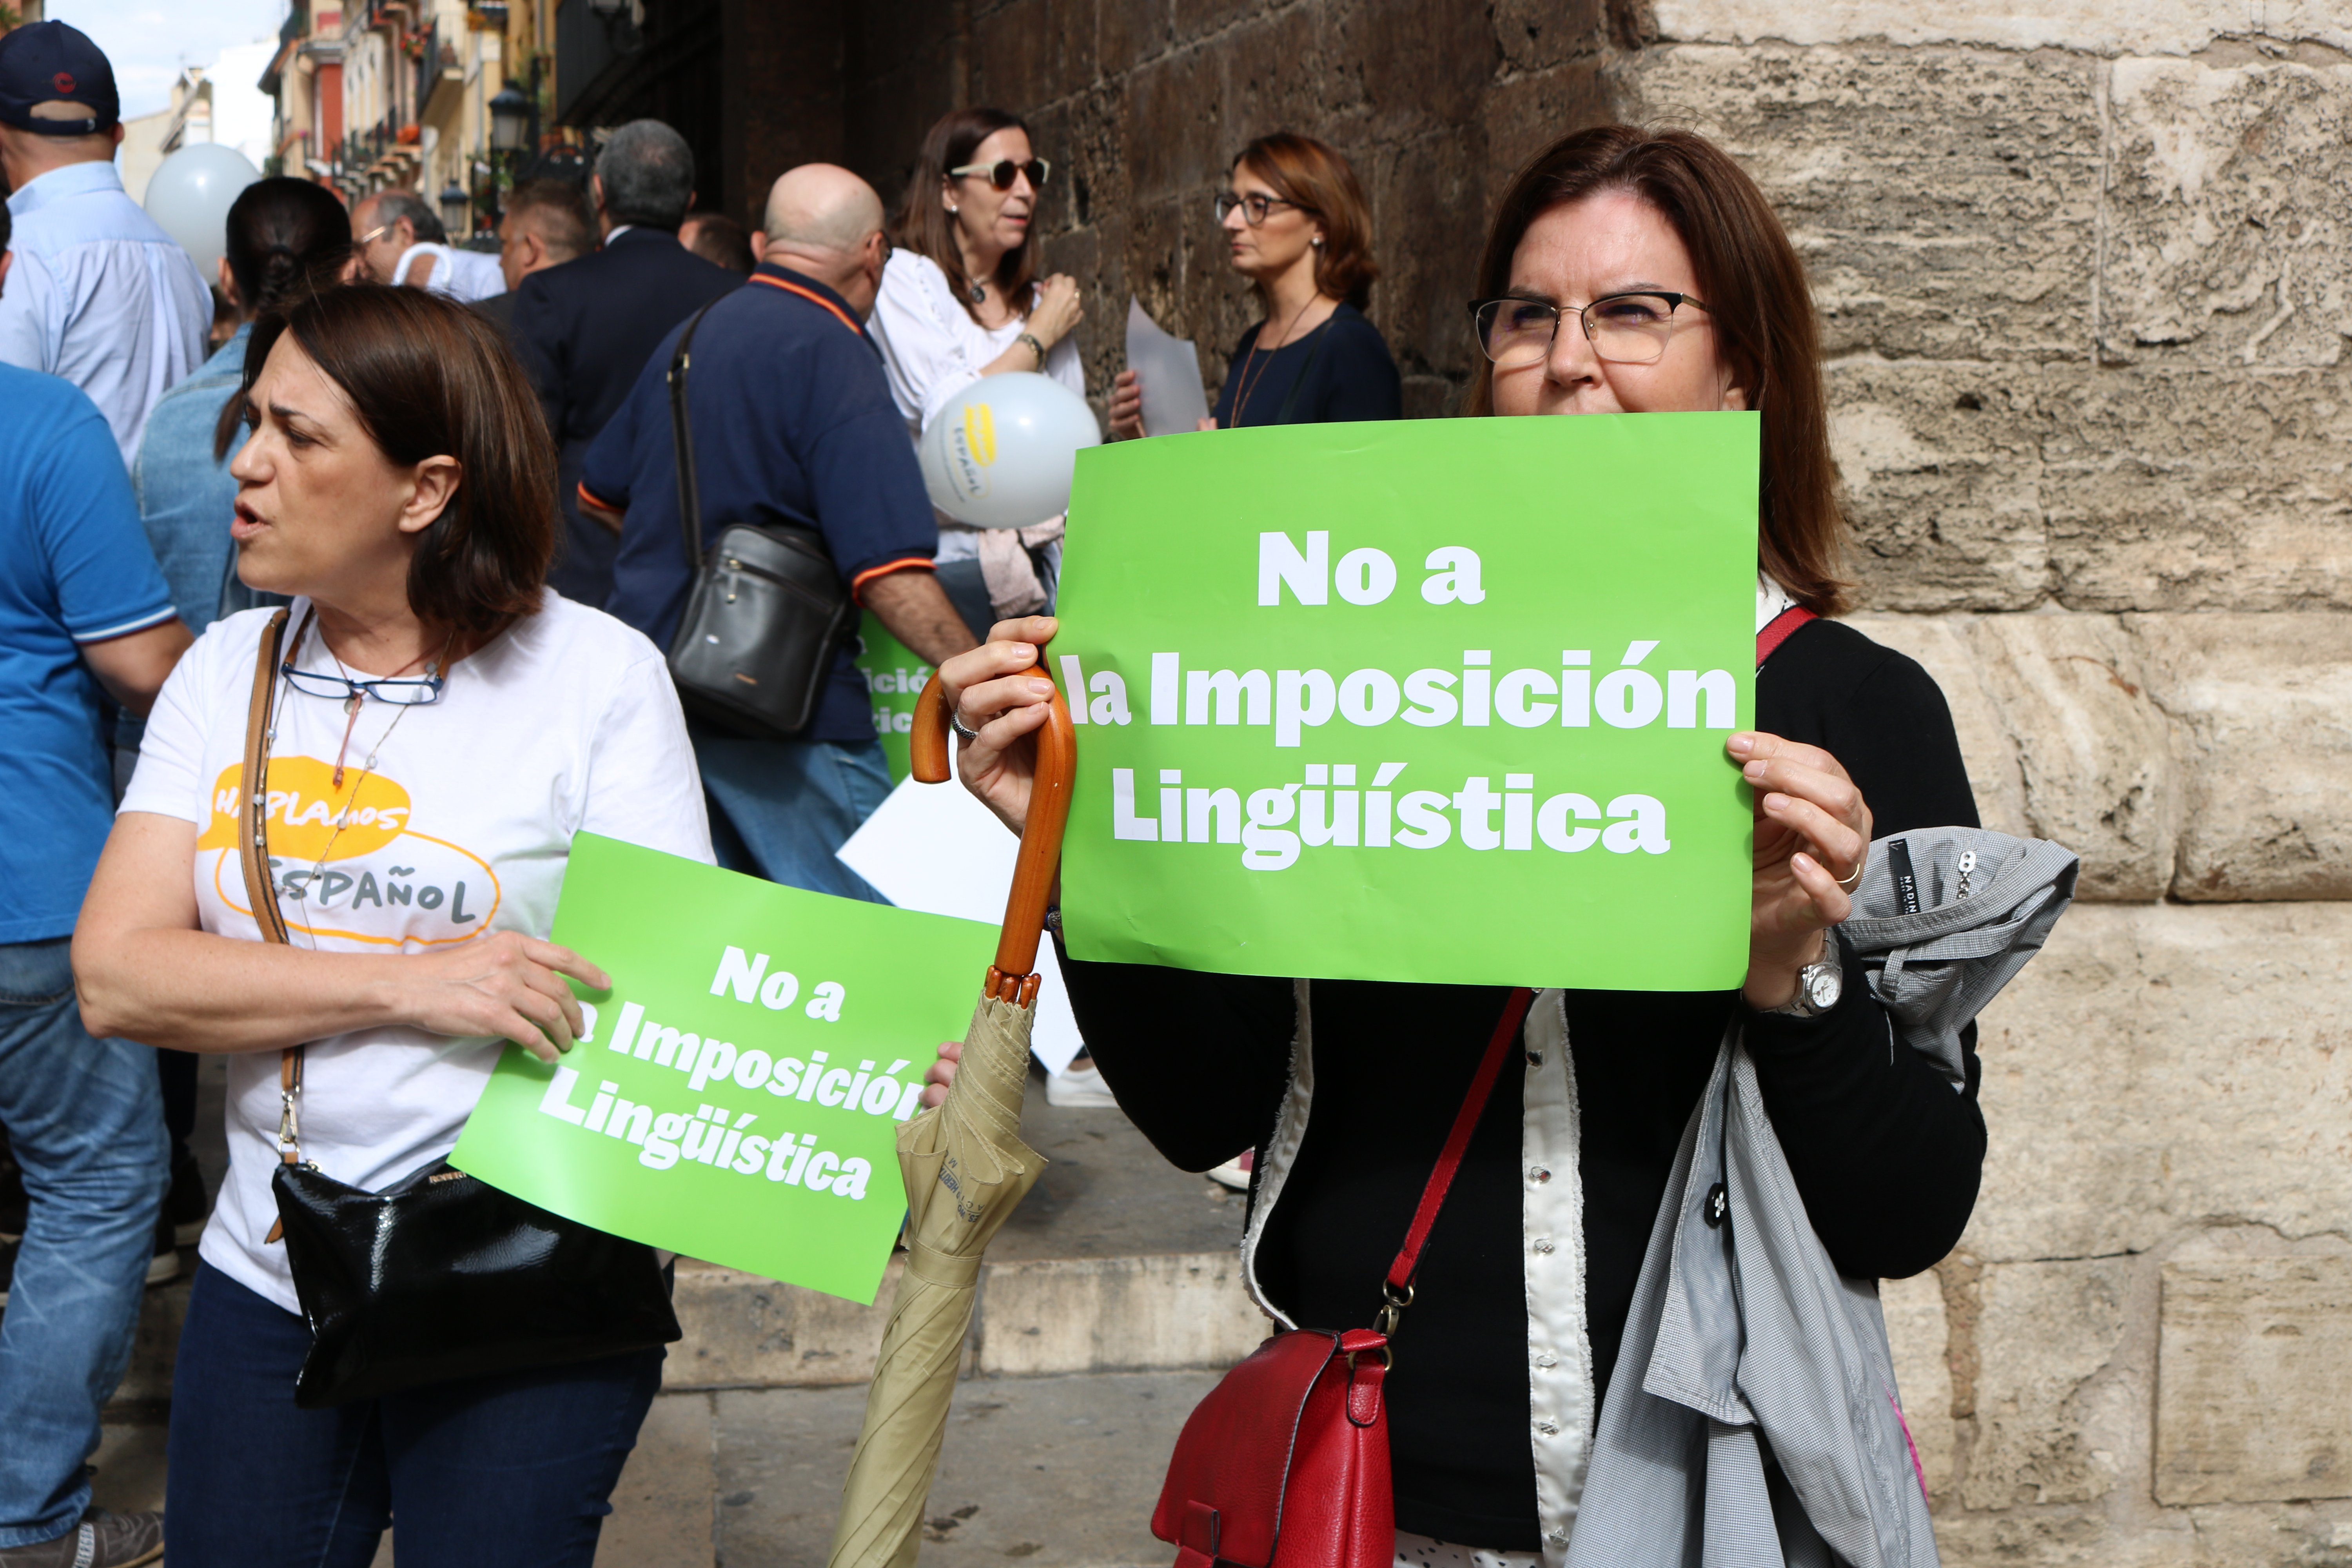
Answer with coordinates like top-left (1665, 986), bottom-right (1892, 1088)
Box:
top-left (1210, 303), bottom-right (1402, 428)
top-left (1057, 617), bottom-right (1987, 1549)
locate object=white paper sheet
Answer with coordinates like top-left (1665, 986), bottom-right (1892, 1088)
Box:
top-left (1124, 296), bottom-right (1211, 437)
top-left (836, 775), bottom-right (1087, 1074)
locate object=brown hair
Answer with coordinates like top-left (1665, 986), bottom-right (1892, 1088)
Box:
top-left (1466, 126), bottom-right (1847, 614)
top-left (238, 285), bottom-right (555, 637)
top-left (891, 106), bottom-right (1040, 325)
top-left (505, 177), bottom-right (597, 263)
top-left (1232, 133), bottom-right (1379, 311)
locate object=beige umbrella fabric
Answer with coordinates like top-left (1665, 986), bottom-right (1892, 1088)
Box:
top-left (828, 672), bottom-right (1076, 1568)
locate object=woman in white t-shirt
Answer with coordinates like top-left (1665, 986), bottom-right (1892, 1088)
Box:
top-left (73, 285), bottom-right (711, 1567)
top-left (868, 106), bottom-right (1087, 632)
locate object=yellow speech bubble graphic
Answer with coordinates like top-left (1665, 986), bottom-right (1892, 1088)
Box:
top-left (196, 757), bottom-right (413, 863)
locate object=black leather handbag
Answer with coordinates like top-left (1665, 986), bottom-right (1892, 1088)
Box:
top-left (238, 608), bottom-right (681, 1409)
top-left (662, 293), bottom-right (860, 739)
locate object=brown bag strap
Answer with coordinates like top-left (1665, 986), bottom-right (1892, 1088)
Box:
top-left (238, 608), bottom-right (310, 1185)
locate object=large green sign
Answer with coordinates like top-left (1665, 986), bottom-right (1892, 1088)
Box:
top-left (1053, 414), bottom-right (1760, 993)
top-left (451, 834), bottom-right (997, 1303)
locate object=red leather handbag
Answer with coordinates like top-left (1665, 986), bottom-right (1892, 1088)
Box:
top-left (1153, 988), bottom-right (1537, 1568)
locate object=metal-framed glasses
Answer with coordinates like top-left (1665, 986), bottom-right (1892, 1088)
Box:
top-left (949, 158), bottom-right (1051, 190)
top-left (279, 662), bottom-right (448, 706)
top-left (1468, 291), bottom-right (1711, 368)
top-left (1214, 192), bottom-right (1305, 227)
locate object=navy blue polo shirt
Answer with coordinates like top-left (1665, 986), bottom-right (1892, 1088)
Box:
top-left (583, 265), bottom-right (938, 744)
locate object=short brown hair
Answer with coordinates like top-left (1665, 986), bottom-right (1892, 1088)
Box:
top-left (505, 178), bottom-right (596, 263)
top-left (1466, 126), bottom-right (1847, 615)
top-left (1232, 133), bottom-right (1378, 310)
top-left (240, 285), bottom-right (554, 636)
top-left (891, 106), bottom-right (1040, 326)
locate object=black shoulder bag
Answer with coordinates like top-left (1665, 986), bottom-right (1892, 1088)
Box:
top-left (662, 289), bottom-right (862, 739)
top-left (244, 608), bottom-right (680, 1408)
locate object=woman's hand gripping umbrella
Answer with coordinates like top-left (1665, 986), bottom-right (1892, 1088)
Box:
top-left (828, 631), bottom-right (1076, 1568)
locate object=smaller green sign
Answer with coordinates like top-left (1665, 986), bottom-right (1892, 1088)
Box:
top-left (854, 613), bottom-right (933, 784)
top-left (450, 833), bottom-right (998, 1303)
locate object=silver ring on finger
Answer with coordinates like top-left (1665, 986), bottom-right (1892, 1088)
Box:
top-left (951, 710), bottom-right (982, 743)
top-left (1836, 853), bottom-right (1866, 893)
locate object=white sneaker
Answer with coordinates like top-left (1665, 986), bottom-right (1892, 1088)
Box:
top-left (1205, 1150), bottom-right (1254, 1192)
top-left (1044, 1062), bottom-right (1119, 1109)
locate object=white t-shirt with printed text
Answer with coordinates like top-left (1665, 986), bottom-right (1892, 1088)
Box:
top-left (122, 592), bottom-right (714, 1314)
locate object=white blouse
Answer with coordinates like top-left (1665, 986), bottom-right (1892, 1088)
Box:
top-left (867, 249), bottom-right (1085, 444)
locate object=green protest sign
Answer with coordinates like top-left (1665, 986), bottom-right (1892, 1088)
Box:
top-left (450, 833), bottom-right (997, 1303)
top-left (854, 612), bottom-right (931, 784)
top-left (1053, 413), bottom-right (1760, 993)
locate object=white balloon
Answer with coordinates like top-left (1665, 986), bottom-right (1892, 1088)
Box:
top-left (919, 372), bottom-right (1102, 527)
top-left (143, 144), bottom-right (263, 282)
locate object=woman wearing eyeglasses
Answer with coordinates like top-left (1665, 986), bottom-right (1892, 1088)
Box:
top-left (933, 126), bottom-right (1983, 1562)
top-left (1109, 133), bottom-right (1399, 439)
top-left (73, 286), bottom-right (710, 1566)
top-left (868, 107), bottom-right (1087, 636)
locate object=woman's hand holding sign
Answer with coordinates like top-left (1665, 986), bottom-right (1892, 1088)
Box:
top-left (1730, 730), bottom-right (1871, 1011)
top-left (939, 615), bottom-right (1061, 837)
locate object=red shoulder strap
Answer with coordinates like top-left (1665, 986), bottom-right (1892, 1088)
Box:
top-left (1756, 604), bottom-right (1816, 671)
top-left (1384, 987), bottom-right (1537, 1296)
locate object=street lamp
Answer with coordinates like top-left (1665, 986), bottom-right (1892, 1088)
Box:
top-left (488, 82), bottom-right (532, 154)
top-left (437, 179), bottom-right (471, 236)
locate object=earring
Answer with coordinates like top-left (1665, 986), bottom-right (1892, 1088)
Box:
top-left (948, 204), bottom-right (960, 214)
top-left (1311, 236), bottom-right (1324, 247)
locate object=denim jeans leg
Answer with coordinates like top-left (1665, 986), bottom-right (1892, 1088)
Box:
top-left (0, 938), bottom-right (167, 1547)
top-left (164, 1263), bottom-right (388, 1568)
top-left (690, 729), bottom-right (895, 903)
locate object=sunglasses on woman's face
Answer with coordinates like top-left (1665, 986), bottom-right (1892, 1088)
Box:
top-left (949, 158), bottom-right (1052, 191)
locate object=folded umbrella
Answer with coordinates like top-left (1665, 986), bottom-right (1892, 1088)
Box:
top-left (828, 669), bottom-right (1077, 1568)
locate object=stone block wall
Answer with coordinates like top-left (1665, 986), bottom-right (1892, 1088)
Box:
top-left (802, 0), bottom-right (2352, 1559)
top-left (1627, 2), bottom-right (2352, 1558)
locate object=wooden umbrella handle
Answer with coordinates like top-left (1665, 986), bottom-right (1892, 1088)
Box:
top-left (911, 668), bottom-right (1077, 1006)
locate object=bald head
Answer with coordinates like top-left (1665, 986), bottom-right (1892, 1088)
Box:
top-left (761, 164), bottom-right (890, 317)
top-left (765, 165), bottom-right (884, 252)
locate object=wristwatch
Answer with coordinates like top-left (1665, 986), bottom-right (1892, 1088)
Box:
top-left (1762, 951), bottom-right (1844, 1018)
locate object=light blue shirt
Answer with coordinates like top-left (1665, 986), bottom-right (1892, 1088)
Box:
top-left (0, 160), bottom-right (211, 465)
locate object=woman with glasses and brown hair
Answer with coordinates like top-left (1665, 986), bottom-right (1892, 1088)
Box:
top-left (869, 107), bottom-right (1087, 635)
top-left (930, 125), bottom-right (1983, 1563)
top-left (1109, 132), bottom-right (1400, 437)
top-left (73, 285), bottom-right (709, 1565)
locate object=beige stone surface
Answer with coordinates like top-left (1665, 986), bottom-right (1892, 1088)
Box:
top-left (1651, 0), bottom-right (2352, 54)
top-left (599, 1391), bottom-right (717, 1567)
top-left (1963, 614), bottom-right (2177, 900)
top-left (1843, 612), bottom-right (2029, 834)
top-left (2132, 613), bottom-right (2352, 901)
top-left (667, 1257), bottom-right (901, 1390)
top-left (976, 1252), bottom-right (1268, 1376)
top-left (1960, 1259), bottom-right (2132, 1510)
top-left (1628, 44), bottom-right (2102, 366)
top-left (1882, 1271), bottom-right (1958, 1504)
top-left (2103, 60), bottom-right (2352, 372)
top-left (1967, 903), bottom-right (2352, 1262)
top-left (2155, 1257), bottom-right (2352, 1505)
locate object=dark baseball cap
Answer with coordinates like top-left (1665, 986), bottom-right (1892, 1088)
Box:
top-left (0, 22), bottom-right (120, 136)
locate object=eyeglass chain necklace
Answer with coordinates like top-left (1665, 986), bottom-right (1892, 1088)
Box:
top-left (268, 617), bottom-right (449, 947)
top-left (1228, 292), bottom-right (1321, 428)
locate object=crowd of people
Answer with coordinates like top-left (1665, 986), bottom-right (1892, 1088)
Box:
top-left (0, 11), bottom-right (1989, 1568)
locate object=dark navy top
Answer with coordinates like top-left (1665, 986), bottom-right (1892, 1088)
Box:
top-left (582, 264), bottom-right (939, 744)
top-left (1210, 301), bottom-right (1403, 428)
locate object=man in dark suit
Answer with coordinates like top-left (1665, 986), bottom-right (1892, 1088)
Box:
top-left (473, 178), bottom-right (595, 336)
top-left (512, 120), bottom-right (742, 605)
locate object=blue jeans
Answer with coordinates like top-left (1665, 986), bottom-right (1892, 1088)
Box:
top-left (691, 724), bottom-right (893, 902)
top-left (0, 938), bottom-right (166, 1547)
top-left (165, 1262), bottom-right (664, 1567)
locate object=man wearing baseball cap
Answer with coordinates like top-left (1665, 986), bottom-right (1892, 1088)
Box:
top-left (0, 21), bottom-right (209, 465)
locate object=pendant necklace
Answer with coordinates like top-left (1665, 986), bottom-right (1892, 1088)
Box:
top-left (969, 277), bottom-right (987, 305)
top-left (1229, 294), bottom-right (1319, 427)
